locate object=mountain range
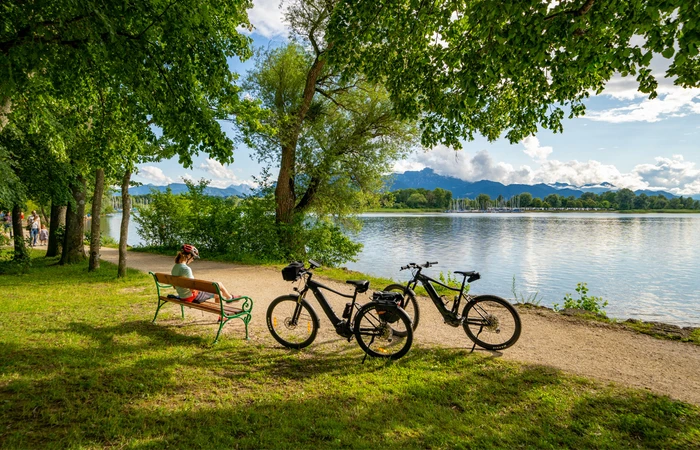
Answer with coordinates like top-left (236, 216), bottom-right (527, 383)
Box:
top-left (387, 168), bottom-right (678, 199)
top-left (121, 183), bottom-right (254, 197)
top-left (120, 169), bottom-right (685, 200)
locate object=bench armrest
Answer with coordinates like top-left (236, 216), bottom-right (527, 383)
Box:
top-left (223, 295), bottom-right (253, 313)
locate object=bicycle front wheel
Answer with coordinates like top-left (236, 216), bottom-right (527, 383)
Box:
top-left (382, 284), bottom-right (420, 336)
top-left (353, 302), bottom-right (413, 360)
top-left (462, 295), bottom-right (521, 350)
top-left (266, 295), bottom-right (319, 349)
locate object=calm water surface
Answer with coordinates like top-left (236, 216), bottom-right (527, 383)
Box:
top-left (346, 213), bottom-right (700, 327)
top-left (106, 212), bottom-right (700, 326)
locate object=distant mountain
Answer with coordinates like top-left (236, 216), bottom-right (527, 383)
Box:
top-left (387, 168), bottom-right (677, 199)
top-left (119, 183), bottom-right (253, 197)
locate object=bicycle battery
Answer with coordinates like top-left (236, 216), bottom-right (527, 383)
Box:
top-left (372, 291), bottom-right (404, 323)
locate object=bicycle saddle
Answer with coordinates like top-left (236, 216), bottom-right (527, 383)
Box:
top-left (346, 280), bottom-right (370, 293)
top-left (455, 271), bottom-right (480, 282)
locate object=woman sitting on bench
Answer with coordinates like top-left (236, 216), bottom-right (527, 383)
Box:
top-left (171, 244), bottom-right (235, 303)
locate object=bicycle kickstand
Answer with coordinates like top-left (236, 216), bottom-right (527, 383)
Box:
top-left (362, 335), bottom-right (376, 364)
top-left (470, 326), bottom-right (484, 353)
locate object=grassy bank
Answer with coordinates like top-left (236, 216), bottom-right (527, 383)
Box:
top-left (1, 253), bottom-right (699, 448)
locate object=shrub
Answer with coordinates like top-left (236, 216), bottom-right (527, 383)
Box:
top-left (511, 276), bottom-right (541, 306)
top-left (554, 283), bottom-right (608, 316)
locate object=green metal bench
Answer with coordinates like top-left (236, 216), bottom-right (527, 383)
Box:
top-left (150, 272), bottom-right (253, 344)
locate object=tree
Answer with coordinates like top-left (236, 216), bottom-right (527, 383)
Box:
top-left (241, 7), bottom-right (417, 255)
top-left (519, 192), bottom-right (532, 208)
top-left (406, 193), bottom-right (428, 208)
top-left (532, 198), bottom-right (543, 208)
top-left (476, 193), bottom-right (491, 210)
top-left (1, 0), bottom-right (252, 164)
top-left (328, 1), bottom-right (700, 147)
top-left (616, 189), bottom-right (636, 210)
top-left (544, 194), bottom-right (561, 208)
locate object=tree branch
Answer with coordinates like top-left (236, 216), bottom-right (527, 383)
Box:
top-left (544, 0), bottom-right (596, 21)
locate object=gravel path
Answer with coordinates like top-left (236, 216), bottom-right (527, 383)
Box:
top-left (101, 248), bottom-right (700, 406)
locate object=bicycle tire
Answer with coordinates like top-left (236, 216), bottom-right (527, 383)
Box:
top-left (382, 284), bottom-right (420, 336)
top-left (462, 295), bottom-right (521, 350)
top-left (353, 302), bottom-right (413, 360)
top-left (266, 295), bottom-right (320, 349)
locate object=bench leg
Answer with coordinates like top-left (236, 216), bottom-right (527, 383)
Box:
top-left (181, 305), bottom-right (185, 319)
top-left (213, 317), bottom-right (228, 345)
top-left (152, 299), bottom-right (166, 323)
top-left (243, 314), bottom-right (251, 340)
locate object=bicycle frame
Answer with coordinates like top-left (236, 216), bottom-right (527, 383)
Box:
top-left (404, 269), bottom-right (470, 327)
top-left (296, 271), bottom-right (359, 328)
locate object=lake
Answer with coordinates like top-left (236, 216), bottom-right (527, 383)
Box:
top-left (104, 212), bottom-right (700, 326)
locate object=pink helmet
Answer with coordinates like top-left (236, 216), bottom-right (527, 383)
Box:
top-left (181, 244), bottom-right (200, 259)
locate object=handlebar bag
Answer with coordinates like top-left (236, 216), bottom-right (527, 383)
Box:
top-left (282, 262), bottom-right (305, 281)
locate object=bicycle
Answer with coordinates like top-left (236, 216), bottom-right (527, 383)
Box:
top-left (383, 262), bottom-right (521, 351)
top-left (267, 260), bottom-right (414, 360)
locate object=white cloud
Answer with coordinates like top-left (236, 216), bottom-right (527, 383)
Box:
top-left (392, 159), bottom-right (425, 173)
top-left (139, 166), bottom-right (173, 185)
top-left (247, 0), bottom-right (288, 38)
top-left (199, 158), bottom-right (258, 188)
top-left (522, 136), bottom-right (553, 161)
top-left (586, 86), bottom-right (700, 123)
top-left (403, 147), bottom-right (700, 195)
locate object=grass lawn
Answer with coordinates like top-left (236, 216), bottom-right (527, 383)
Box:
top-left (1, 253), bottom-right (699, 449)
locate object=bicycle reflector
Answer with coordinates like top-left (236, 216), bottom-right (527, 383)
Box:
top-left (372, 291), bottom-right (404, 323)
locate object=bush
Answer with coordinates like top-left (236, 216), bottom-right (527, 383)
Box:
top-left (133, 181), bottom-right (362, 266)
top-left (554, 283), bottom-right (608, 316)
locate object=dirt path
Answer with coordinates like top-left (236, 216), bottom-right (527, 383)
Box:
top-left (101, 248), bottom-right (700, 406)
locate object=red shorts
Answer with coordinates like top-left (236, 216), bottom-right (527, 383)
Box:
top-left (182, 290), bottom-right (215, 304)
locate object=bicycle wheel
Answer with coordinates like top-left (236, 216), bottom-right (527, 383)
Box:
top-left (266, 295), bottom-right (319, 349)
top-left (382, 284), bottom-right (420, 336)
top-left (353, 302), bottom-right (413, 360)
top-left (462, 295), bottom-right (521, 350)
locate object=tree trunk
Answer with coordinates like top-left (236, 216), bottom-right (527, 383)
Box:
top-left (46, 203), bottom-right (66, 257)
top-left (60, 175), bottom-right (87, 265)
top-left (11, 204), bottom-right (28, 261)
top-left (118, 170), bottom-right (132, 278)
top-left (88, 168), bottom-right (105, 271)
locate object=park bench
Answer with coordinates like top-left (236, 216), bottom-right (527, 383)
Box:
top-left (149, 272), bottom-right (253, 344)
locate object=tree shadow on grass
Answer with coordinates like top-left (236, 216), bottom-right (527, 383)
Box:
top-left (2, 321), bottom-right (699, 449)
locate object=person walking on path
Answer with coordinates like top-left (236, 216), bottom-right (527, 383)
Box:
top-left (39, 224), bottom-right (48, 245)
top-left (1, 211), bottom-right (11, 238)
top-left (28, 211), bottom-right (40, 247)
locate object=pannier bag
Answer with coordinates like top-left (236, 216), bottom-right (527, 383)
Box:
top-left (372, 291), bottom-right (404, 324)
top-left (282, 261), bottom-right (305, 281)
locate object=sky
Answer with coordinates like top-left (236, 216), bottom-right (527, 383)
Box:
top-left (133, 1), bottom-right (700, 197)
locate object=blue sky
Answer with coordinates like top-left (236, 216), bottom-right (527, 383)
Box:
top-left (134, 1), bottom-right (700, 196)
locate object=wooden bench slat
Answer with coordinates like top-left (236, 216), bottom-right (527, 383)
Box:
top-left (153, 273), bottom-right (220, 294)
top-left (158, 296), bottom-right (243, 316)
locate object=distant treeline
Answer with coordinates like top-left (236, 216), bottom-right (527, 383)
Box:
top-left (463, 189), bottom-right (700, 211)
top-left (380, 188), bottom-right (700, 211)
top-left (380, 188), bottom-right (453, 209)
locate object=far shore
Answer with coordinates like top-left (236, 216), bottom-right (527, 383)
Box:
top-left (365, 208), bottom-right (700, 214)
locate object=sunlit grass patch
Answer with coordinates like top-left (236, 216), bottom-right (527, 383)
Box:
top-left (1, 254), bottom-right (699, 448)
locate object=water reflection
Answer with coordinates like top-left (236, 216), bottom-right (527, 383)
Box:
top-left (347, 213), bottom-right (700, 326)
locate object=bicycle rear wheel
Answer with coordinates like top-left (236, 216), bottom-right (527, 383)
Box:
top-left (266, 295), bottom-right (319, 349)
top-left (353, 302), bottom-right (413, 360)
top-left (462, 295), bottom-right (521, 350)
top-left (382, 284), bottom-right (420, 336)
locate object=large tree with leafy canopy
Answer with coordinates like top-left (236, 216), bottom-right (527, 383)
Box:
top-left (241, 1), bottom-right (417, 256)
top-left (327, 0), bottom-right (700, 147)
top-left (1, 0), bottom-right (253, 164)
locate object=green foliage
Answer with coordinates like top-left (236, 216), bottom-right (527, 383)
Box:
top-left (328, 1), bottom-right (700, 147)
top-left (511, 276), bottom-right (541, 306)
top-left (554, 283), bottom-right (609, 316)
top-left (385, 187), bottom-right (452, 209)
top-left (134, 182), bottom-right (362, 266)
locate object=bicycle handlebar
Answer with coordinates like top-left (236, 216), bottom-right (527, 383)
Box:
top-left (400, 261), bottom-right (439, 270)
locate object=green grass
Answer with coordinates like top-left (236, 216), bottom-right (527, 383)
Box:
top-left (2, 253), bottom-right (699, 448)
